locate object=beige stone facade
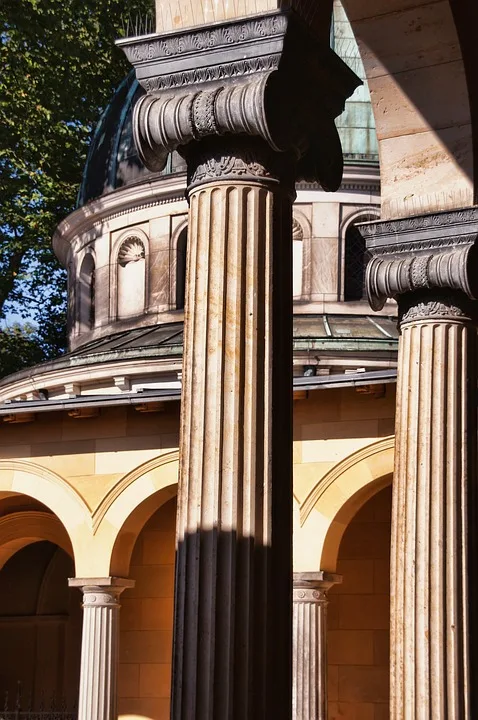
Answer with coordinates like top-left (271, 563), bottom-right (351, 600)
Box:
top-left (0, 377), bottom-right (396, 718)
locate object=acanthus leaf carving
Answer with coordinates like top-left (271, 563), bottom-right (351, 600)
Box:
top-left (398, 292), bottom-right (477, 325)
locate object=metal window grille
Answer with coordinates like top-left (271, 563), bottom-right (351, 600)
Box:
top-left (344, 223), bottom-right (366, 301)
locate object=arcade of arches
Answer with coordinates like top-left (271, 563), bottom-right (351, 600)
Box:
top-left (0, 385), bottom-right (396, 719)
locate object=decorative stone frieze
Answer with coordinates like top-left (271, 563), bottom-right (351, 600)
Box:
top-left (362, 207), bottom-right (478, 720)
top-left (293, 572), bottom-right (341, 720)
top-left (69, 577), bottom-right (134, 720)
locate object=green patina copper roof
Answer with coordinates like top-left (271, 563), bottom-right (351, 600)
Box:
top-left (0, 316), bottom-right (398, 389)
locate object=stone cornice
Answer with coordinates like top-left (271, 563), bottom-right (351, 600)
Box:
top-left (361, 208), bottom-right (478, 313)
top-left (0, 355), bottom-right (182, 404)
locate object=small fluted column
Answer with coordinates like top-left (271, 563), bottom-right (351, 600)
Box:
top-left (362, 210), bottom-right (478, 720)
top-left (293, 572), bottom-right (341, 720)
top-left (69, 577), bottom-right (134, 720)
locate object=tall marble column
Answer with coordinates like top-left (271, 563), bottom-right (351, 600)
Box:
top-left (363, 209), bottom-right (478, 720)
top-left (293, 572), bottom-right (341, 720)
top-left (120, 11), bottom-right (359, 719)
top-left (69, 577), bottom-right (134, 720)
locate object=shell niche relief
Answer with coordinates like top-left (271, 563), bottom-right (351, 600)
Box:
top-left (293, 217), bottom-right (304, 299)
top-left (118, 236), bottom-right (146, 267)
top-left (117, 235), bottom-right (147, 319)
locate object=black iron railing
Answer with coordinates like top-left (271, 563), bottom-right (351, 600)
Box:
top-left (0, 686), bottom-right (77, 720)
top-left (0, 714), bottom-right (77, 719)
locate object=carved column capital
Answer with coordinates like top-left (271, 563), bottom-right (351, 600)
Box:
top-left (118, 10), bottom-right (360, 191)
top-left (69, 577), bottom-right (135, 606)
top-left (361, 208), bottom-right (478, 323)
top-left (293, 571), bottom-right (342, 602)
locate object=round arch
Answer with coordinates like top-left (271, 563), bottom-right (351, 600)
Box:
top-left (0, 511), bottom-right (73, 571)
top-left (295, 436), bottom-right (394, 573)
top-left (170, 218), bottom-right (188, 311)
top-left (91, 451), bottom-right (179, 577)
top-left (0, 460), bottom-right (92, 575)
top-left (340, 207), bottom-right (380, 302)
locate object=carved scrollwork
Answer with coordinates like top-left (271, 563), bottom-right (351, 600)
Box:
top-left (185, 137), bottom-right (295, 191)
top-left (366, 245), bottom-right (478, 313)
top-left (132, 74), bottom-right (273, 174)
top-left (361, 209), bottom-right (478, 326)
top-left (190, 154), bottom-right (272, 184)
top-left (120, 11), bottom-right (360, 190)
top-left (122, 14), bottom-right (287, 65)
top-left (142, 55), bottom-right (282, 93)
top-left (398, 291), bottom-right (477, 325)
top-left (292, 587), bottom-right (328, 604)
top-left (360, 207), bottom-right (478, 241)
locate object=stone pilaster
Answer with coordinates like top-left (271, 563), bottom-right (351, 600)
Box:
top-left (362, 208), bottom-right (478, 720)
top-left (69, 577), bottom-right (134, 720)
top-left (120, 12), bottom-right (359, 719)
top-left (293, 572), bottom-right (341, 720)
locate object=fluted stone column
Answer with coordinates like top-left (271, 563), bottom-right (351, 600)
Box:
top-left (363, 209), bottom-right (478, 720)
top-left (119, 12), bottom-right (359, 719)
top-left (293, 572), bottom-right (341, 720)
top-left (172, 137), bottom-right (295, 719)
top-left (69, 577), bottom-right (134, 720)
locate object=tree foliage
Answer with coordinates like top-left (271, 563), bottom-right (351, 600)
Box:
top-left (0, 0), bottom-right (152, 378)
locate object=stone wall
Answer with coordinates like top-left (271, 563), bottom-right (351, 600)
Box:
top-left (119, 498), bottom-right (176, 720)
top-left (328, 486), bottom-right (391, 720)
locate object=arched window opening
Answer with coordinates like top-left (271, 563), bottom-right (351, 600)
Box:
top-left (117, 236), bottom-right (146, 319)
top-left (176, 226), bottom-right (188, 311)
top-left (343, 215), bottom-right (377, 302)
top-left (79, 254), bottom-right (95, 333)
top-left (292, 219), bottom-right (304, 300)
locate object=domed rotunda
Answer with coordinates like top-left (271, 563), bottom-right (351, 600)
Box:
top-left (0, 0), bottom-right (396, 408)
